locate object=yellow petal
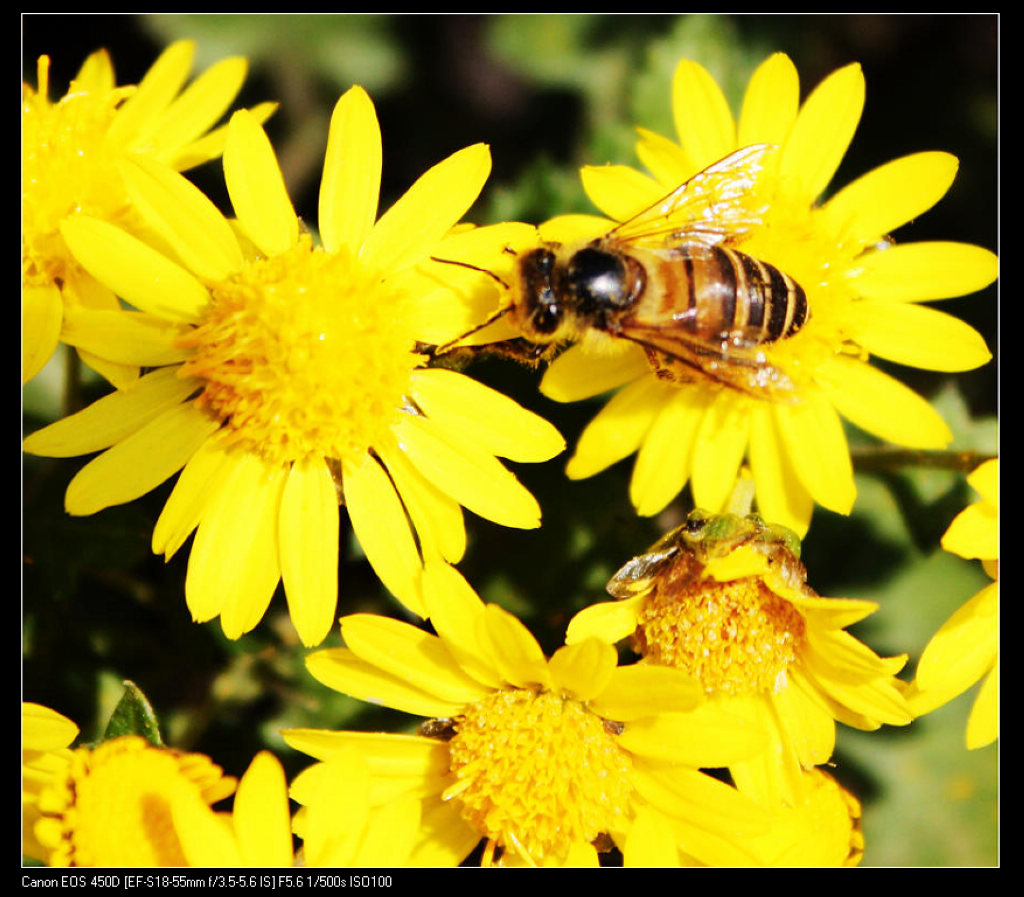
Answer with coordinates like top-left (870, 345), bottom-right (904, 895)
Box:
top-left (623, 704), bottom-right (769, 767)
top-left (361, 143), bottom-right (491, 273)
top-left (282, 727), bottom-right (441, 768)
top-left (914, 582), bottom-right (998, 702)
top-left (170, 100), bottom-right (279, 172)
top-left (60, 216), bottom-right (210, 322)
top-left (822, 152), bottom-right (959, 247)
top-left (24, 367), bottom-right (200, 458)
top-left (671, 60), bottom-right (736, 171)
top-left (564, 595), bottom-right (644, 647)
top-left (622, 806), bottom-right (680, 867)
top-left (816, 354), bottom-right (953, 449)
top-left (73, 48), bottom-right (115, 92)
top-left (64, 401), bottom-right (219, 515)
top-left (153, 436), bottom-right (237, 559)
top-left (348, 793), bottom-right (421, 866)
top-left (853, 241), bottom-right (999, 303)
top-left (479, 604), bottom-right (552, 690)
top-left (565, 375), bottom-right (667, 479)
top-left (579, 164), bottom-right (666, 222)
top-left (967, 457), bottom-right (999, 506)
top-left (737, 53), bottom-right (800, 148)
top-left (966, 661), bottom-right (998, 749)
top-left (185, 452), bottom-right (284, 636)
top-left (421, 561), bottom-right (502, 689)
top-left (540, 341), bottom-right (648, 402)
top-left (725, 693), bottom-right (806, 808)
top-left (589, 665), bottom-right (703, 721)
top-left (279, 457), bottom-right (340, 647)
top-left (747, 402), bottom-right (813, 537)
top-left (633, 127), bottom-right (693, 193)
top-left (173, 788), bottom-right (242, 867)
top-left (548, 638), bottom-right (617, 702)
top-left (943, 492), bottom-right (998, 561)
top-left (119, 155), bottom-right (243, 281)
top-left (770, 674), bottom-right (837, 768)
top-left (791, 595), bottom-right (879, 631)
top-left (107, 39), bottom-right (195, 149)
top-left (410, 367), bottom-right (564, 463)
top-left (22, 703), bottom-right (79, 750)
top-left (304, 647), bottom-right (463, 719)
top-left (801, 639), bottom-right (912, 727)
top-left (844, 301), bottom-right (992, 372)
top-left (780, 62), bottom-right (864, 208)
top-left (149, 56), bottom-right (249, 163)
top-left (631, 387), bottom-right (711, 516)
top-left (319, 86), bottom-right (382, 255)
top-left (339, 614), bottom-right (489, 705)
top-left (22, 283), bottom-right (63, 384)
top-left (342, 453), bottom-right (424, 615)
top-left (774, 386), bottom-right (856, 515)
top-left (234, 752), bottom-right (294, 867)
top-left (395, 414), bottom-right (541, 529)
top-left (224, 109), bottom-right (298, 257)
top-left (631, 765), bottom-right (769, 861)
top-left (378, 444), bottom-right (465, 564)
top-left (60, 307), bottom-right (193, 367)
top-left (690, 390), bottom-right (751, 514)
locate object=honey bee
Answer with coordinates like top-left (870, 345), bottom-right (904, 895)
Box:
top-left (606, 509), bottom-right (806, 601)
top-left (436, 144), bottom-right (808, 397)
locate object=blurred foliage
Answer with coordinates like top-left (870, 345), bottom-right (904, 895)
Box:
top-left (22, 14), bottom-right (997, 866)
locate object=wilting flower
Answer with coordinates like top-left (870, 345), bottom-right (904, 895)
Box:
top-left (22, 40), bottom-right (272, 386)
top-left (513, 53), bottom-right (995, 535)
top-left (284, 562), bottom-right (774, 867)
top-left (906, 458), bottom-right (998, 748)
top-left (23, 86), bottom-right (563, 646)
top-left (567, 510), bottom-right (912, 807)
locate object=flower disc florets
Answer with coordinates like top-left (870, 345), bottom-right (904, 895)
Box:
top-left (444, 688), bottom-right (634, 865)
top-left (179, 235), bottom-right (421, 467)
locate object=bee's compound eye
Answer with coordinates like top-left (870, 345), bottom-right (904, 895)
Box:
top-left (530, 302), bottom-right (563, 335)
top-left (568, 248), bottom-right (630, 309)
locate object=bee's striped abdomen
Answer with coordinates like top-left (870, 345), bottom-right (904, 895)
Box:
top-left (675, 244), bottom-right (807, 344)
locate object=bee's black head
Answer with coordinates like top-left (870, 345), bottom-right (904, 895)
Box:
top-left (519, 248), bottom-right (565, 338)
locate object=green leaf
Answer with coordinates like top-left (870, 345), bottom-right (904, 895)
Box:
top-left (102, 681), bottom-right (165, 746)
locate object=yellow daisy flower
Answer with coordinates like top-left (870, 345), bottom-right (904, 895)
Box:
top-left (22, 40), bottom-right (273, 386)
top-left (23, 86), bottom-right (564, 647)
top-left (906, 458), bottom-right (998, 748)
top-left (284, 561), bottom-right (773, 867)
top-left (531, 53), bottom-right (996, 535)
top-left (566, 510), bottom-right (912, 808)
top-left (26, 727), bottom-right (237, 867)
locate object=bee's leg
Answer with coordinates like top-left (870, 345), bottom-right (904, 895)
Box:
top-left (422, 338), bottom-right (558, 370)
top-left (643, 347), bottom-right (700, 384)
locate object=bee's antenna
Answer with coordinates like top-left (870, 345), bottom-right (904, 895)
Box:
top-left (429, 256), bottom-right (511, 292)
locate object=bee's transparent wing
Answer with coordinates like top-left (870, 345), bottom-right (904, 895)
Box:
top-left (617, 322), bottom-right (796, 397)
top-left (605, 544), bottom-right (681, 598)
top-left (608, 144), bottom-right (776, 248)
